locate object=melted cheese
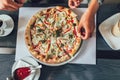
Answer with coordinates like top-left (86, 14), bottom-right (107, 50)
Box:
top-left (32, 35), bottom-right (39, 45)
top-left (30, 7), bottom-right (81, 64)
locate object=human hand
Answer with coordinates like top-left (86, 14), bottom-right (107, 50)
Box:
top-left (78, 10), bottom-right (95, 40)
top-left (15, 0), bottom-right (26, 4)
top-left (0, 0), bottom-right (23, 11)
top-left (68, 0), bottom-right (83, 9)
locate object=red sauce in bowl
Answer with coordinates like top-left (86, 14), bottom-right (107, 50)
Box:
top-left (14, 67), bottom-right (31, 80)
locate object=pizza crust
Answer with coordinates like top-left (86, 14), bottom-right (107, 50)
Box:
top-left (25, 16), bottom-right (37, 47)
top-left (25, 6), bottom-right (82, 65)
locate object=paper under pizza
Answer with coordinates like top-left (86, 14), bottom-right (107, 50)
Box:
top-left (25, 6), bottom-right (82, 64)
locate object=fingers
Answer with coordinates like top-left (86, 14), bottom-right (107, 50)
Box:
top-left (9, 1), bottom-right (23, 9)
top-left (83, 25), bottom-right (92, 39)
top-left (0, 0), bottom-right (23, 11)
top-left (68, 0), bottom-right (81, 9)
top-left (8, 0), bottom-right (23, 10)
top-left (0, 5), bottom-right (17, 11)
top-left (68, 0), bottom-right (76, 8)
top-left (78, 22), bottom-right (86, 39)
top-left (74, 0), bottom-right (81, 7)
top-left (2, 7), bottom-right (16, 11)
top-left (14, 0), bottom-right (25, 4)
top-left (78, 22), bottom-right (92, 40)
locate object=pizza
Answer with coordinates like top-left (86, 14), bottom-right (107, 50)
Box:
top-left (25, 6), bottom-right (82, 64)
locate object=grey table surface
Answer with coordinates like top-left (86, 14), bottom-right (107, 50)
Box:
top-left (96, 4), bottom-right (120, 50)
top-left (1, 54), bottom-right (120, 80)
top-left (0, 2), bottom-right (120, 80)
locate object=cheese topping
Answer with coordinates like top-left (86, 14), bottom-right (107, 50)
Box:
top-left (28, 6), bottom-right (81, 64)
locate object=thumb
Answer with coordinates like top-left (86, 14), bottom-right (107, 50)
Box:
top-left (10, 1), bottom-right (23, 8)
top-left (68, 0), bottom-right (77, 9)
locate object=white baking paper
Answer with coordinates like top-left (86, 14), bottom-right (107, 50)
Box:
top-left (15, 7), bottom-right (96, 64)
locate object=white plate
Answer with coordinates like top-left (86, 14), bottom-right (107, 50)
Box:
top-left (99, 13), bottom-right (120, 50)
top-left (12, 56), bottom-right (40, 80)
top-left (0, 14), bottom-right (14, 37)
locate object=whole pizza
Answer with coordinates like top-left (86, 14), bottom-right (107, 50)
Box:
top-left (25, 6), bottom-right (82, 65)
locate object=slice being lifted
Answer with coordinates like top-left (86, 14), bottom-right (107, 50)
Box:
top-left (25, 6), bottom-right (82, 65)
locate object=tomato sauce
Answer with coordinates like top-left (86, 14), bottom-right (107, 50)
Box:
top-left (14, 67), bottom-right (31, 80)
